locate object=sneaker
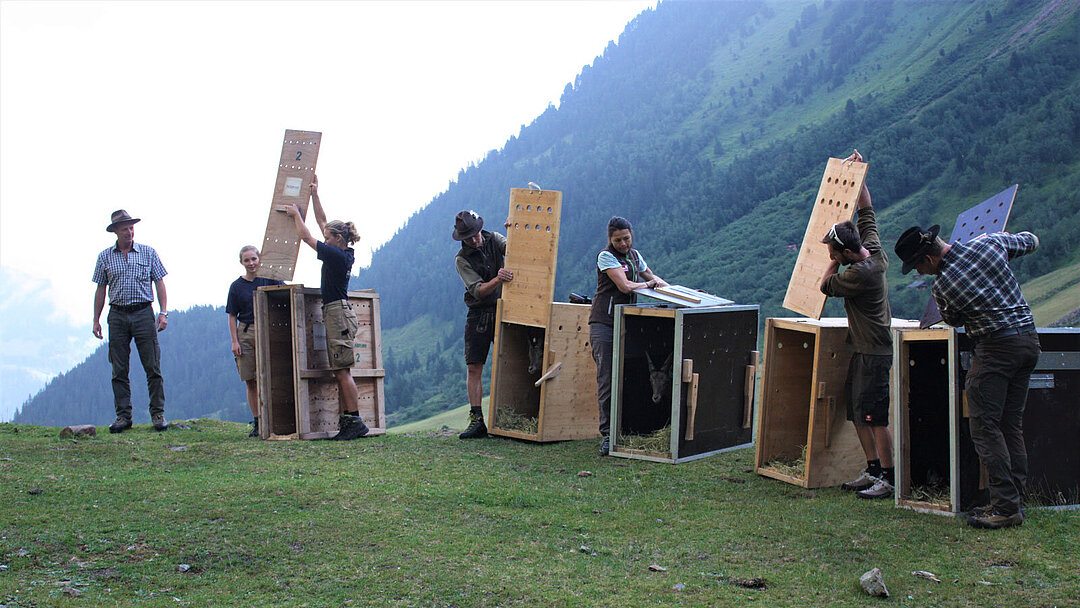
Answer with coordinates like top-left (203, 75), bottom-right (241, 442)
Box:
top-left (109, 417), bottom-right (132, 434)
top-left (248, 418), bottom-right (259, 438)
top-left (967, 509), bottom-right (1023, 529)
top-left (841, 470), bottom-right (878, 492)
top-left (598, 435), bottom-right (610, 457)
top-left (458, 412), bottom-right (487, 439)
top-left (857, 478), bottom-right (894, 500)
top-left (152, 413), bottom-right (168, 432)
top-left (331, 415), bottom-right (370, 441)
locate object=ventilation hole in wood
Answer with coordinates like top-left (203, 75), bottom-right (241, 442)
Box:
top-left (546, 226), bottom-right (551, 232)
top-left (514, 223), bottom-right (519, 229)
top-left (525, 224), bottom-right (531, 230)
top-left (527, 205), bottom-right (532, 211)
top-left (844, 203), bottom-right (849, 208)
top-left (909, 359), bottom-right (916, 367)
top-left (547, 207), bottom-right (552, 213)
top-left (979, 225), bottom-right (984, 231)
top-left (802, 342), bottom-right (808, 349)
top-left (516, 205), bottom-right (521, 210)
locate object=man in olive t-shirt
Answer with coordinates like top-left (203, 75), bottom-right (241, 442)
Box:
top-left (819, 150), bottom-right (895, 500)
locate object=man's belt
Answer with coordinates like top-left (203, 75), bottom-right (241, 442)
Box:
top-left (982, 324), bottom-right (1036, 341)
top-left (112, 301), bottom-right (152, 313)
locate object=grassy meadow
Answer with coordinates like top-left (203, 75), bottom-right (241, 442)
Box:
top-left (2, 420), bottom-right (1077, 607)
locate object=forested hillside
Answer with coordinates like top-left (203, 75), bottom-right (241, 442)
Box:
top-left (16, 0), bottom-right (1080, 426)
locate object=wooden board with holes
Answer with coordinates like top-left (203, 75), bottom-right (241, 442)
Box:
top-left (500, 188), bottom-right (562, 327)
top-left (782, 158), bottom-right (869, 319)
top-left (920, 185), bottom-right (1017, 328)
top-left (256, 130), bottom-right (322, 281)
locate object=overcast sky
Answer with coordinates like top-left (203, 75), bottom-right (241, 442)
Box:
top-left (0, 0), bottom-right (654, 417)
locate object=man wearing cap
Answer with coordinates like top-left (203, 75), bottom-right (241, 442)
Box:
top-left (92, 210), bottom-right (169, 433)
top-left (895, 223), bottom-right (1040, 529)
top-left (452, 210), bottom-right (513, 439)
top-left (818, 150), bottom-right (895, 500)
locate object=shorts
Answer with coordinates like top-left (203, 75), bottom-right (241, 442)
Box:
top-left (234, 323), bottom-right (257, 381)
top-left (464, 308), bottom-right (496, 365)
top-left (845, 353), bottom-right (892, 426)
top-left (323, 300), bottom-right (359, 370)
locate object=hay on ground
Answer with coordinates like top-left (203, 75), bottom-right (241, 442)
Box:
top-left (494, 408), bottom-right (538, 435)
top-left (619, 426), bottom-right (671, 454)
top-left (765, 445), bottom-right (807, 479)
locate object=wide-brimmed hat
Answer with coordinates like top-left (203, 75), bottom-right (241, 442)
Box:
top-left (106, 209), bottom-right (141, 232)
top-left (895, 224), bottom-right (940, 274)
top-left (452, 210), bottom-right (483, 241)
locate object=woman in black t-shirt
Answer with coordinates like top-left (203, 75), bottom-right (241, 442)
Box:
top-left (284, 175), bottom-right (370, 441)
top-left (225, 245), bottom-right (283, 437)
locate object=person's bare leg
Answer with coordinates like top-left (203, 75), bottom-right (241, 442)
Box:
top-left (245, 379), bottom-right (259, 418)
top-left (872, 425), bottom-right (894, 468)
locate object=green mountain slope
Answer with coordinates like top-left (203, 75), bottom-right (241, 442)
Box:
top-left (17, 0), bottom-right (1080, 426)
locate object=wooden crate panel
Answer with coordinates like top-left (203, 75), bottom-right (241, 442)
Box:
top-left (501, 188), bottom-right (562, 327)
top-left (783, 158), bottom-right (868, 319)
top-left (257, 130), bottom-right (322, 281)
top-left (537, 303), bottom-right (599, 441)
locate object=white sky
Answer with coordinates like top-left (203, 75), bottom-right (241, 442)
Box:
top-left (0, 0), bottom-right (653, 329)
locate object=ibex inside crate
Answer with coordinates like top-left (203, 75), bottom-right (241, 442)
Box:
top-left (646, 351), bottom-right (673, 405)
top-left (527, 328), bottom-right (544, 375)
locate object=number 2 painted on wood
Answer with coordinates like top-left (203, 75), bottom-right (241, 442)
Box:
top-left (295, 151), bottom-right (302, 161)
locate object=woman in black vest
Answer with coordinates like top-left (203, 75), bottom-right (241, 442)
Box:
top-left (589, 216), bottom-right (667, 456)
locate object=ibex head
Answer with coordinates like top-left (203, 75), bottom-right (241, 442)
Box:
top-left (646, 351), bottom-right (673, 405)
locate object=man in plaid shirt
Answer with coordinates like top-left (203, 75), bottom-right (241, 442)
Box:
top-left (895, 224), bottom-right (1040, 529)
top-left (92, 210), bottom-right (169, 434)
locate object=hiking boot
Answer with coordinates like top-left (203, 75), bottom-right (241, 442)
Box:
top-left (109, 417), bottom-right (132, 434)
top-left (331, 415), bottom-right (369, 441)
top-left (248, 418), bottom-right (259, 438)
top-left (967, 509), bottom-right (1023, 529)
top-left (857, 478), bottom-right (894, 500)
top-left (458, 412), bottom-right (487, 439)
top-left (152, 413), bottom-right (168, 432)
top-left (841, 470), bottom-right (878, 492)
top-left (969, 503), bottom-right (1026, 519)
top-left (598, 435), bottom-right (610, 457)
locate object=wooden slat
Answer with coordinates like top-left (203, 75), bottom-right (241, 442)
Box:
top-left (783, 157), bottom-right (868, 318)
top-left (257, 130), bottom-right (322, 281)
top-left (500, 188), bottom-right (562, 327)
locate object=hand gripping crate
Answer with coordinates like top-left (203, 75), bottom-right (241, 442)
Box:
top-left (609, 303), bottom-right (760, 463)
top-left (754, 317), bottom-right (919, 488)
top-left (488, 301), bottom-right (599, 441)
top-left (254, 284), bottom-right (386, 439)
top-left (893, 326), bottom-right (1080, 514)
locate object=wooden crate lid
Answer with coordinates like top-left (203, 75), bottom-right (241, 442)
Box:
top-left (257, 129), bottom-right (322, 281)
top-left (783, 157), bottom-right (868, 319)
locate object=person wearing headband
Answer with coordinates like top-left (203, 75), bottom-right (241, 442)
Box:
top-left (818, 149), bottom-right (895, 500)
top-left (895, 218), bottom-right (1041, 529)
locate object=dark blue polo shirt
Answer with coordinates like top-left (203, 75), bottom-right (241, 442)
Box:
top-left (226, 277), bottom-right (284, 325)
top-left (316, 241), bottom-right (354, 304)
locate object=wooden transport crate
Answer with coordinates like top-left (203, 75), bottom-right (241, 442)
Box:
top-left (489, 186), bottom-right (600, 442)
top-left (253, 284), bottom-right (386, 440)
top-left (609, 304), bottom-right (760, 464)
top-left (893, 326), bottom-right (1080, 514)
top-left (755, 317), bottom-right (919, 488)
top-left (489, 301), bottom-right (599, 441)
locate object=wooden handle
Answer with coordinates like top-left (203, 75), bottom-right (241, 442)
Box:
top-left (824, 396), bottom-right (835, 448)
top-left (655, 286), bottom-right (701, 304)
top-left (533, 361), bottom-right (563, 387)
top-left (742, 351), bottom-right (759, 429)
top-left (681, 359), bottom-right (694, 383)
top-left (685, 372), bottom-right (700, 440)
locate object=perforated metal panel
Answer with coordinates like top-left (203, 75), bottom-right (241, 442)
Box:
top-left (783, 157), bottom-right (868, 319)
top-left (920, 185), bottom-right (1017, 328)
top-left (257, 130), bottom-right (322, 281)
